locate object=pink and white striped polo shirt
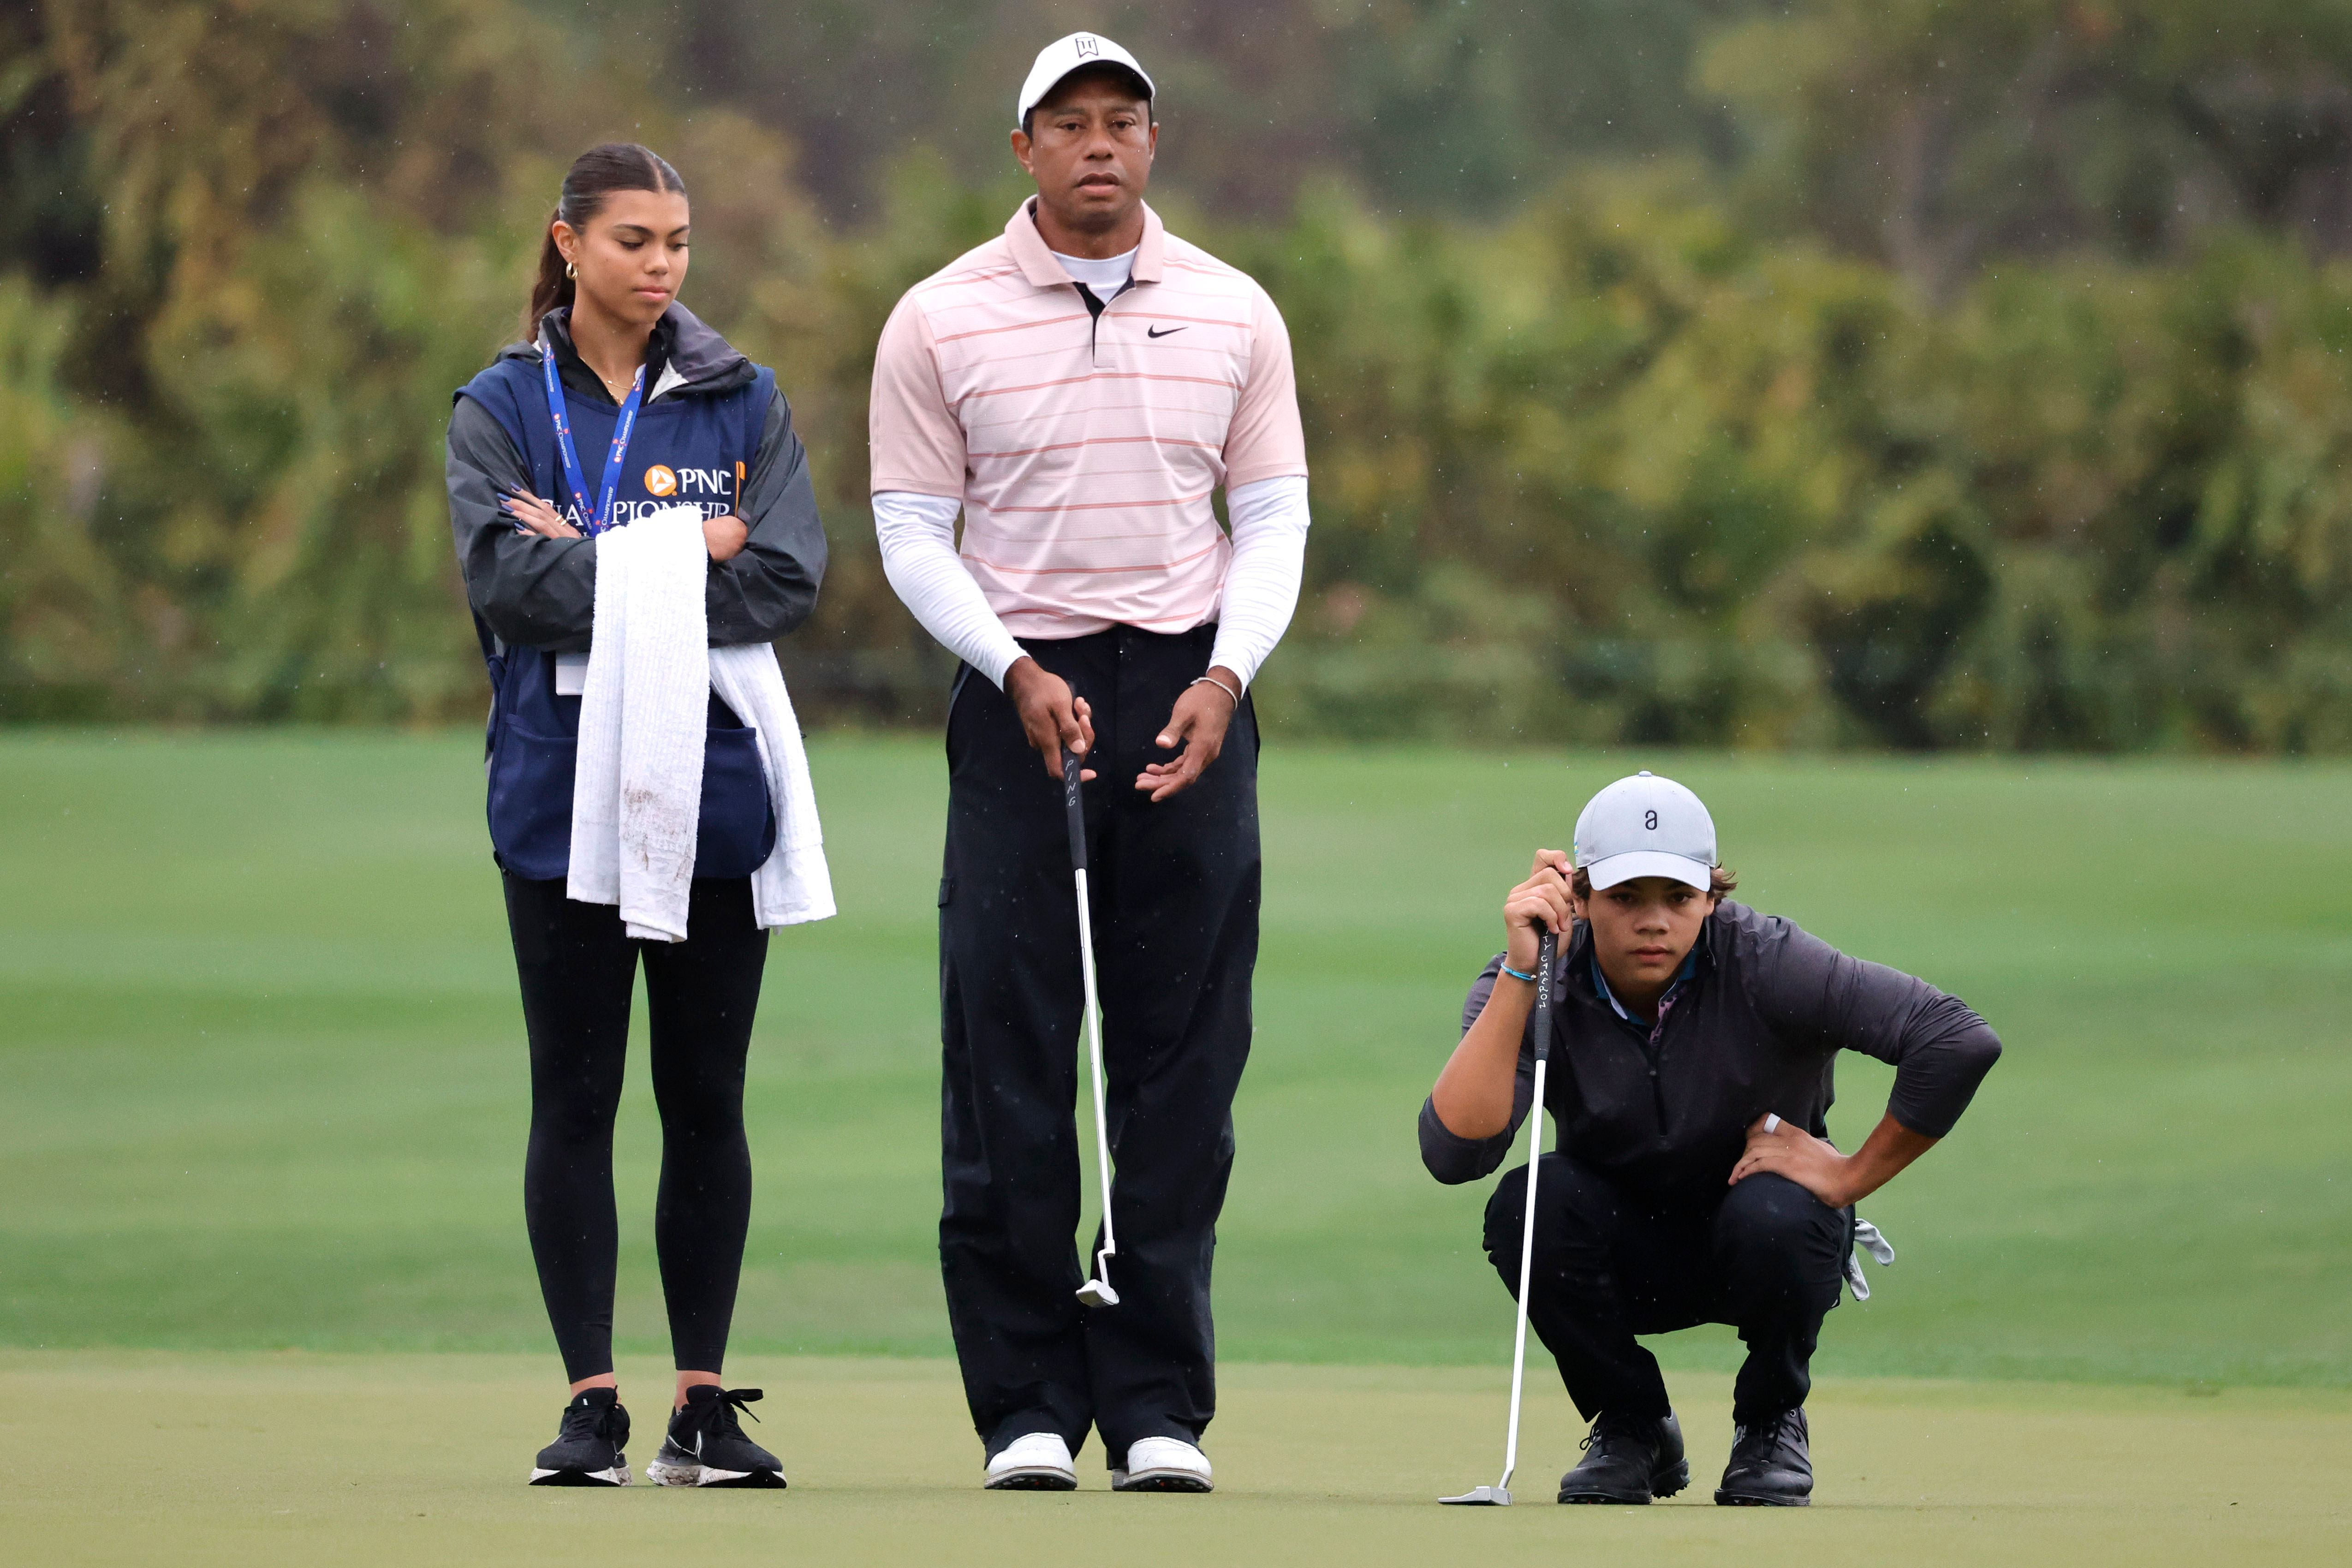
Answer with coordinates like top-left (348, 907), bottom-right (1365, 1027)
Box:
top-left (868, 200), bottom-right (1308, 638)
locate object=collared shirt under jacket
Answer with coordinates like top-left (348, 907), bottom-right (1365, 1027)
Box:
top-left (1418, 901), bottom-right (2001, 1209)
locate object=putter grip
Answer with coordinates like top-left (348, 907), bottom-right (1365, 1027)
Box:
top-left (1061, 748), bottom-right (1086, 870)
top-left (1531, 927), bottom-right (1558, 1063)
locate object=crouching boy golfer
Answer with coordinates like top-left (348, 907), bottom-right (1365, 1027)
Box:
top-left (1421, 771), bottom-right (2000, 1506)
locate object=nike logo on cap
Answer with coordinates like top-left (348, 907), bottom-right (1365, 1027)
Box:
top-left (1146, 325), bottom-right (1184, 338)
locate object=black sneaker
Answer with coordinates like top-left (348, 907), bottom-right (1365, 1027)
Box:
top-left (530, 1387), bottom-right (631, 1486)
top-left (645, 1385), bottom-right (787, 1489)
top-left (1557, 1410), bottom-right (1688, 1503)
top-left (1715, 1407), bottom-right (1812, 1506)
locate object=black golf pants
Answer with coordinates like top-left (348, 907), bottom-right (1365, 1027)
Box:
top-left (504, 872), bottom-right (769, 1383)
top-left (938, 624), bottom-right (1260, 1464)
top-left (1484, 1154), bottom-right (1851, 1425)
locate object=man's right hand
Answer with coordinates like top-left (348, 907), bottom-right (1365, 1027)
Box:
top-left (1503, 849), bottom-right (1577, 974)
top-left (1005, 656), bottom-right (1096, 781)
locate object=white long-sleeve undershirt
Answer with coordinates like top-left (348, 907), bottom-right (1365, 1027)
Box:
top-left (1206, 474), bottom-right (1311, 688)
top-left (873, 473), bottom-right (1311, 692)
top-left (873, 489), bottom-right (1024, 686)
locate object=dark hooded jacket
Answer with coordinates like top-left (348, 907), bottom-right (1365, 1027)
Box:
top-left (444, 304), bottom-right (827, 880)
top-left (445, 303), bottom-right (826, 653)
top-left (1419, 900), bottom-right (2001, 1209)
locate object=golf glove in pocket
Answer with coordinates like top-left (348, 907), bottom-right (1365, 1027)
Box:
top-left (1844, 1217), bottom-right (1895, 1301)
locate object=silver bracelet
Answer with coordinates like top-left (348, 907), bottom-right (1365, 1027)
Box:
top-left (1188, 674), bottom-right (1240, 708)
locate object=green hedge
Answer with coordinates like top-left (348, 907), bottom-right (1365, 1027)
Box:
top-left (4, 2), bottom-right (2349, 749)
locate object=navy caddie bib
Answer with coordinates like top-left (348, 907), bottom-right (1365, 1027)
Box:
top-left (455, 345), bottom-right (779, 883)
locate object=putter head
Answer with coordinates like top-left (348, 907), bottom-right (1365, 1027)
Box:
top-left (1075, 1277), bottom-right (1120, 1308)
top-left (1440, 1485), bottom-right (1511, 1505)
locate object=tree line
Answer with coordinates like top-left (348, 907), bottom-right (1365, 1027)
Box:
top-left (3, 0), bottom-right (2349, 749)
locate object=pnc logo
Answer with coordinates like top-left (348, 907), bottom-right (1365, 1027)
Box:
top-left (643, 464), bottom-right (679, 497)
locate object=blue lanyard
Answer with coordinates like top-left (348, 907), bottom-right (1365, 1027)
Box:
top-left (540, 339), bottom-right (645, 536)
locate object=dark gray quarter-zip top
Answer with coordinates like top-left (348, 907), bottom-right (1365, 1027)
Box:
top-left (1419, 901), bottom-right (2001, 1208)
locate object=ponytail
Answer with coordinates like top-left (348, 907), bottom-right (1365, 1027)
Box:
top-left (524, 222), bottom-right (573, 345)
top-left (521, 142), bottom-right (689, 344)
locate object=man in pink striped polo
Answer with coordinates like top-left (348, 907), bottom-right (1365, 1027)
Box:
top-left (870, 31), bottom-right (1311, 1496)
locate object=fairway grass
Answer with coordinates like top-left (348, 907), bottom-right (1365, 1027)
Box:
top-left (4, 732), bottom-right (2348, 1387)
top-left (3, 1351), bottom-right (2345, 1567)
top-left (5, 733), bottom-right (2351, 1561)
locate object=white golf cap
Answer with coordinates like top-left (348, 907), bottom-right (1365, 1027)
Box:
top-left (1015, 32), bottom-right (1155, 128)
top-left (1573, 771), bottom-right (1718, 892)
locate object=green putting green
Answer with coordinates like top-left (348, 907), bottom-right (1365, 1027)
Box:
top-left (1, 1352), bottom-right (2344, 1566)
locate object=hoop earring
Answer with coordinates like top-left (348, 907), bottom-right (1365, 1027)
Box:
top-left (565, 260), bottom-right (578, 280)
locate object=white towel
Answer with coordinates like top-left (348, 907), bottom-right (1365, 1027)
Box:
top-left (566, 505), bottom-right (833, 940)
top-left (710, 644), bottom-right (836, 929)
top-left (568, 507), bottom-right (709, 941)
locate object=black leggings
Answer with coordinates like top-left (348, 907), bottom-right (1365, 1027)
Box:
top-left (503, 873), bottom-right (769, 1383)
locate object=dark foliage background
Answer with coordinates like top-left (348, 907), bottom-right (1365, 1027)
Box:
top-left (4, 0), bottom-right (2351, 748)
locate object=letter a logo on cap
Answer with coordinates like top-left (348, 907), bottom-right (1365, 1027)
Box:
top-left (1573, 771), bottom-right (1719, 892)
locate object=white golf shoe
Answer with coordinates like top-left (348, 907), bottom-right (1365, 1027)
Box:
top-left (984, 1431), bottom-right (1078, 1491)
top-left (1111, 1436), bottom-right (1213, 1493)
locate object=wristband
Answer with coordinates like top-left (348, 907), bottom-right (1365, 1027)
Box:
top-left (1188, 674), bottom-right (1241, 709)
top-left (1498, 963), bottom-right (1537, 984)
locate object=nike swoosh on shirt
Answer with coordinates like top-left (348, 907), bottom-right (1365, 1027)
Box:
top-left (1146, 326), bottom-right (1184, 338)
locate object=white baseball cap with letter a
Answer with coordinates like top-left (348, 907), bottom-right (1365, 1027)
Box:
top-left (1015, 32), bottom-right (1156, 128)
top-left (1573, 771), bottom-right (1718, 892)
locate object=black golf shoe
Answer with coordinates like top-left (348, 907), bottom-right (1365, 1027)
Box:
top-left (646, 1385), bottom-right (787, 1489)
top-left (1557, 1411), bottom-right (1688, 1503)
top-left (530, 1387), bottom-right (631, 1486)
top-left (1714, 1407), bottom-right (1812, 1506)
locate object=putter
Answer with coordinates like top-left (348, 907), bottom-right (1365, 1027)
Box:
top-left (1441, 924), bottom-right (1558, 1507)
top-left (1064, 746), bottom-right (1121, 1309)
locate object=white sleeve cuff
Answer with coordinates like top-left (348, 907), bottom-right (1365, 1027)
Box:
top-left (873, 490), bottom-right (1027, 687)
top-left (1208, 474), bottom-right (1310, 691)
